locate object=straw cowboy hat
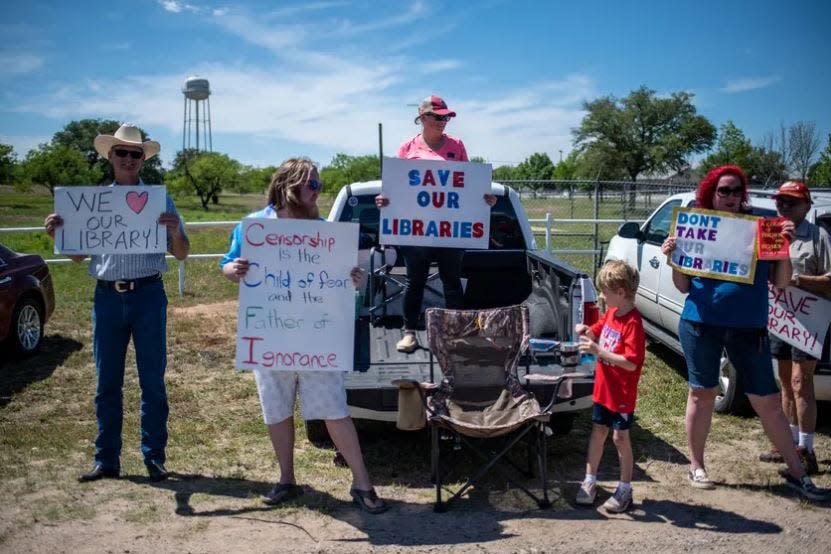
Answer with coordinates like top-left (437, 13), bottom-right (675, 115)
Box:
top-left (94, 123), bottom-right (160, 160)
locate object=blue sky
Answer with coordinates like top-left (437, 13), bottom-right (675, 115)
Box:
top-left (1, 0), bottom-right (829, 170)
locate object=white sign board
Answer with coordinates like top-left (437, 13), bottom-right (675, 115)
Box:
top-left (54, 185), bottom-right (167, 255)
top-left (380, 157), bottom-right (491, 249)
top-left (667, 207), bottom-right (759, 284)
top-left (768, 284), bottom-right (831, 358)
top-left (235, 218), bottom-right (358, 372)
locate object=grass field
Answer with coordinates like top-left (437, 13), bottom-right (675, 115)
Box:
top-left (1, 185), bottom-right (829, 537)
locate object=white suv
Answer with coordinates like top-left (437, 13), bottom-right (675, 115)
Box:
top-left (605, 190), bottom-right (831, 413)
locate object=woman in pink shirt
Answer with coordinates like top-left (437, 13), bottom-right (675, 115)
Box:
top-left (376, 95), bottom-right (494, 353)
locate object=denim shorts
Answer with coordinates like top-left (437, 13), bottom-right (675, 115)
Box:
top-left (678, 319), bottom-right (779, 396)
top-left (769, 335), bottom-right (817, 362)
top-left (592, 403), bottom-right (634, 431)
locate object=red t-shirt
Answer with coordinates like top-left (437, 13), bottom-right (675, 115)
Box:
top-left (588, 307), bottom-right (646, 413)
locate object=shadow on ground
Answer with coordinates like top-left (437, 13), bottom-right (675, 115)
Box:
top-left (0, 334), bottom-right (83, 407)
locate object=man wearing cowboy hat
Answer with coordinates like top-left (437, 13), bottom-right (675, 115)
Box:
top-left (44, 123), bottom-right (189, 482)
top-left (759, 181), bottom-right (831, 474)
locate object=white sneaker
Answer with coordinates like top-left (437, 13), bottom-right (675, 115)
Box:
top-left (575, 480), bottom-right (597, 505)
top-left (688, 468), bottom-right (715, 490)
top-left (396, 333), bottom-right (418, 353)
top-left (602, 486), bottom-right (633, 513)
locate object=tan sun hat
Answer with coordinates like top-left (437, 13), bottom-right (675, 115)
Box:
top-left (93, 123), bottom-right (160, 160)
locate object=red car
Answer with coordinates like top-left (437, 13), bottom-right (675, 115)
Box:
top-left (0, 244), bottom-right (55, 355)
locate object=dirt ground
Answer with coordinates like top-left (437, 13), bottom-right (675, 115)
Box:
top-left (1, 467), bottom-right (829, 554)
top-left (2, 302), bottom-right (829, 553)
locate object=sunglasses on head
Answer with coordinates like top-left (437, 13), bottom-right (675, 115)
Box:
top-left (715, 186), bottom-right (744, 198)
top-left (424, 113), bottom-right (451, 122)
top-left (113, 148), bottom-right (143, 159)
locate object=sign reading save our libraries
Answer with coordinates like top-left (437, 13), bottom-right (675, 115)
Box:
top-left (667, 207), bottom-right (759, 284)
top-left (379, 157), bottom-right (491, 249)
top-left (768, 284), bottom-right (831, 359)
top-left (53, 185), bottom-right (167, 255)
top-left (235, 218), bottom-right (358, 372)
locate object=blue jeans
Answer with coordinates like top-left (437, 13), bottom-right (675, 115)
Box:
top-left (92, 279), bottom-right (169, 468)
top-left (678, 319), bottom-right (778, 396)
top-left (401, 246), bottom-right (464, 329)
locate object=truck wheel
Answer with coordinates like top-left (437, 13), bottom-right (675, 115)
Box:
top-left (547, 414), bottom-right (575, 436)
top-left (714, 357), bottom-right (751, 415)
top-left (11, 298), bottom-right (44, 355)
top-left (305, 420), bottom-right (333, 447)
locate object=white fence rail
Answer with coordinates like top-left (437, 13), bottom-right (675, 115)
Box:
top-left (1, 217), bottom-right (642, 295)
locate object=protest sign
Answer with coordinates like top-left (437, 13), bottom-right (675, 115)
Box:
top-left (667, 207), bottom-right (759, 284)
top-left (768, 284), bottom-right (831, 359)
top-left (379, 157), bottom-right (491, 249)
top-left (54, 185), bottom-right (167, 255)
top-left (757, 217), bottom-right (790, 260)
top-left (235, 218), bottom-right (358, 372)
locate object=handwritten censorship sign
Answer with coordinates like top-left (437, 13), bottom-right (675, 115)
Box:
top-left (380, 157), bottom-right (491, 249)
top-left (235, 218), bottom-right (358, 372)
top-left (757, 217), bottom-right (790, 260)
top-left (667, 207), bottom-right (759, 284)
top-left (54, 185), bottom-right (167, 255)
top-left (768, 284), bottom-right (831, 358)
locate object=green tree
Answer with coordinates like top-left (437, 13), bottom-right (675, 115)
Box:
top-left (51, 118), bottom-right (165, 184)
top-left (552, 151), bottom-right (580, 180)
top-left (239, 165), bottom-right (276, 194)
top-left (492, 164), bottom-right (517, 181)
top-left (167, 151), bottom-right (240, 209)
top-left (19, 143), bottom-right (103, 195)
top-left (808, 134), bottom-right (831, 186)
top-left (513, 152), bottom-right (556, 193)
top-left (0, 143), bottom-right (16, 186)
top-left (320, 153), bottom-right (380, 192)
top-left (699, 122), bottom-right (787, 185)
top-left (574, 86), bottom-right (716, 182)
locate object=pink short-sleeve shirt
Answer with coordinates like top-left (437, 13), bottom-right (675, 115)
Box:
top-left (396, 133), bottom-right (469, 162)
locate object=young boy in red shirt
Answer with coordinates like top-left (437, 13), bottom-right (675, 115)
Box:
top-left (574, 260), bottom-right (645, 513)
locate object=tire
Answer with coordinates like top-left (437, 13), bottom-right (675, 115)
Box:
top-left (547, 413), bottom-right (575, 436)
top-left (713, 356), bottom-right (751, 415)
top-left (10, 297), bottom-right (44, 355)
top-left (304, 419), bottom-right (333, 447)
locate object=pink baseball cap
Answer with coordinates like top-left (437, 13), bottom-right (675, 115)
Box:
top-left (417, 95), bottom-right (457, 121)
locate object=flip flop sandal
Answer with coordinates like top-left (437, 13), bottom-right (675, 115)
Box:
top-left (350, 487), bottom-right (388, 514)
top-left (261, 483), bottom-right (304, 506)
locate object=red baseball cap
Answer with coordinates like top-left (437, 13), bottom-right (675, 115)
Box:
top-left (417, 95), bottom-right (457, 120)
top-left (773, 181), bottom-right (813, 204)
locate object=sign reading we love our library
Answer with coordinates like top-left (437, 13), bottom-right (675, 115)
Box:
top-left (380, 157), bottom-right (491, 249)
top-left (54, 185), bottom-right (167, 255)
top-left (667, 207), bottom-right (759, 284)
top-left (235, 218), bottom-right (358, 372)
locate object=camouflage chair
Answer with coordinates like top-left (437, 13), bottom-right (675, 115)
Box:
top-left (421, 304), bottom-right (561, 512)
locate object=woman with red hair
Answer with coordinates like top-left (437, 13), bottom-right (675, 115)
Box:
top-left (661, 165), bottom-right (827, 501)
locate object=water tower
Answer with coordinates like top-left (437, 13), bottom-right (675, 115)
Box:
top-left (182, 76), bottom-right (212, 151)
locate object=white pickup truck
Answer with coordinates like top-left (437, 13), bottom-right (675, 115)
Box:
top-left (605, 190), bottom-right (831, 413)
top-left (303, 180), bottom-right (599, 443)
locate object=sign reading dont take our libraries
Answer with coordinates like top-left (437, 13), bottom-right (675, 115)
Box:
top-left (379, 157), bottom-right (491, 249)
top-left (53, 185), bottom-right (167, 255)
top-left (667, 207), bottom-right (759, 284)
top-left (235, 218), bottom-right (358, 372)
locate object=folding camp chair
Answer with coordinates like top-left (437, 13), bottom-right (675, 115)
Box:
top-left (400, 305), bottom-right (569, 512)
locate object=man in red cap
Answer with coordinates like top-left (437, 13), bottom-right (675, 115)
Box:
top-left (759, 181), bottom-right (831, 474)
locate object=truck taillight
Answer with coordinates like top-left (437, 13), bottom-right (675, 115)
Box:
top-left (583, 301), bottom-right (600, 326)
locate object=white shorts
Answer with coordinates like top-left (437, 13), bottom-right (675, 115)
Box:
top-left (253, 370), bottom-right (349, 424)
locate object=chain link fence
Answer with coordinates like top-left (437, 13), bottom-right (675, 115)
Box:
top-left (503, 179), bottom-right (698, 275)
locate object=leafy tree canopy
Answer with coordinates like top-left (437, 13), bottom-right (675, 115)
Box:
top-left (808, 134), bottom-right (831, 187)
top-left (574, 86), bottom-right (716, 181)
top-left (319, 153), bottom-right (380, 192)
top-left (19, 143), bottom-right (103, 195)
top-left (0, 143), bottom-right (16, 186)
top-left (167, 151), bottom-right (240, 209)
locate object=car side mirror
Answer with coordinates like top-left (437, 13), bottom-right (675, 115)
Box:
top-left (617, 221), bottom-right (643, 240)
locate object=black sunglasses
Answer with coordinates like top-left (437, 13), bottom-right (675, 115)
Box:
top-left (306, 179), bottom-right (322, 192)
top-left (715, 186), bottom-right (743, 198)
top-left (113, 148), bottom-right (143, 159)
top-left (424, 113), bottom-right (451, 122)
top-left (775, 197), bottom-right (801, 208)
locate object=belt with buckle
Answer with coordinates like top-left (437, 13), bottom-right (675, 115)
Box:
top-left (99, 274), bottom-right (161, 293)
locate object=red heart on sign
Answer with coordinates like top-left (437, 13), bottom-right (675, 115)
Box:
top-left (126, 191), bottom-right (149, 214)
